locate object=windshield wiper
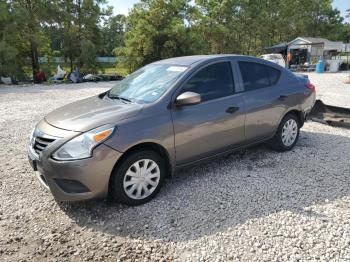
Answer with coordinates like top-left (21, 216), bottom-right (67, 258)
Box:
top-left (106, 91), bottom-right (133, 103)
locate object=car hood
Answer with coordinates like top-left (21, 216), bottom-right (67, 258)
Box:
top-left (45, 95), bottom-right (143, 132)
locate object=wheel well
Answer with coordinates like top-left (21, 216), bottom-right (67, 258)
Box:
top-left (111, 142), bottom-right (172, 178)
top-left (285, 110), bottom-right (304, 127)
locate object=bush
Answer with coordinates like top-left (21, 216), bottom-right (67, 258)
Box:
top-left (0, 41), bottom-right (23, 78)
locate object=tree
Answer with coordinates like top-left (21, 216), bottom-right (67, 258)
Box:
top-left (193, 0), bottom-right (345, 56)
top-left (79, 39), bottom-right (98, 72)
top-left (59, 0), bottom-right (109, 72)
top-left (7, 0), bottom-right (58, 79)
top-left (0, 41), bottom-right (21, 78)
top-left (343, 19), bottom-right (350, 44)
top-left (117, 0), bottom-right (194, 72)
top-left (100, 14), bottom-right (126, 56)
top-left (0, 0), bottom-right (23, 78)
top-left (1, 0), bottom-right (348, 79)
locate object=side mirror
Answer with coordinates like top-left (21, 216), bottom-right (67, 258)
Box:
top-left (175, 92), bottom-right (201, 106)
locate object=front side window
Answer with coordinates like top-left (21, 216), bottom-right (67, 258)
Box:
top-left (181, 62), bottom-right (235, 102)
top-left (108, 64), bottom-right (188, 103)
top-left (239, 62), bottom-right (281, 91)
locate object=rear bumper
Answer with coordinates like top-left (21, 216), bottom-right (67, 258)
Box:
top-left (303, 106), bottom-right (313, 119)
top-left (28, 144), bottom-right (122, 201)
top-left (303, 91), bottom-right (316, 120)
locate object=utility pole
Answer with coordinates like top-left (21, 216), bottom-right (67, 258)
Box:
top-left (348, 36), bottom-right (350, 71)
top-left (347, 44), bottom-right (349, 71)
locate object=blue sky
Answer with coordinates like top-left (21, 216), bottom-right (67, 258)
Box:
top-left (108, 0), bottom-right (139, 15)
top-left (333, 0), bottom-right (349, 21)
top-left (109, 0), bottom-right (348, 21)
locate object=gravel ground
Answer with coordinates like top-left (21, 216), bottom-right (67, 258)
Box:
top-left (1, 82), bottom-right (350, 261)
top-left (306, 71), bottom-right (350, 109)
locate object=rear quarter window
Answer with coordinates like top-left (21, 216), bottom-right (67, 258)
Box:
top-left (265, 66), bottom-right (281, 86)
top-left (238, 61), bottom-right (281, 91)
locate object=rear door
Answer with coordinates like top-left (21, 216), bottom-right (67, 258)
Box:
top-left (171, 61), bottom-right (245, 166)
top-left (236, 60), bottom-right (286, 142)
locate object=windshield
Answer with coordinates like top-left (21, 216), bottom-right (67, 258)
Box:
top-left (108, 64), bottom-right (188, 103)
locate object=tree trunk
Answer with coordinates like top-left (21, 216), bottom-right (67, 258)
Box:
top-left (77, 0), bottom-right (82, 66)
top-left (25, 0), bottom-right (40, 80)
top-left (70, 56), bottom-right (73, 72)
top-left (30, 38), bottom-right (40, 80)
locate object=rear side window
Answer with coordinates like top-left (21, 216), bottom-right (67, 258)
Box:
top-left (182, 62), bottom-right (234, 102)
top-left (238, 62), bottom-right (281, 91)
top-left (266, 66), bottom-right (281, 86)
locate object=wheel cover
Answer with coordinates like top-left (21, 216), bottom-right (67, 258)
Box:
top-left (123, 159), bottom-right (160, 200)
top-left (281, 119), bottom-right (298, 146)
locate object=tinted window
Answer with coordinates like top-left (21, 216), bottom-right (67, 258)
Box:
top-left (266, 66), bottom-right (281, 85)
top-left (182, 62), bottom-right (234, 102)
top-left (238, 62), bottom-right (280, 91)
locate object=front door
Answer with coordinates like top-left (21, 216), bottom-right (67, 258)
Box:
top-left (171, 61), bottom-right (245, 166)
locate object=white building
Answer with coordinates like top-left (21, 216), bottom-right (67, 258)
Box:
top-left (287, 37), bottom-right (344, 65)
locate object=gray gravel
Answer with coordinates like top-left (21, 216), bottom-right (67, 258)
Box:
top-left (1, 82), bottom-right (350, 261)
top-left (306, 71), bottom-right (350, 109)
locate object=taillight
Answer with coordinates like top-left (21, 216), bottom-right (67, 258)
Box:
top-left (305, 82), bottom-right (315, 93)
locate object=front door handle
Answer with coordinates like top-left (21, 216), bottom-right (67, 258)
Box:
top-left (226, 106), bottom-right (239, 114)
top-left (278, 95), bottom-right (287, 101)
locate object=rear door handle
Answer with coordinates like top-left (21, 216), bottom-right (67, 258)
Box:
top-left (226, 106), bottom-right (239, 114)
top-left (278, 95), bottom-right (287, 101)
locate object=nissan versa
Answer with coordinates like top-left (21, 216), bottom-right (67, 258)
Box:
top-left (28, 55), bottom-right (316, 205)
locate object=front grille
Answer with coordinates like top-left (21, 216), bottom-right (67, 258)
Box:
top-left (33, 136), bottom-right (55, 155)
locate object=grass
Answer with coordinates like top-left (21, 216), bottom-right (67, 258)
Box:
top-left (23, 63), bottom-right (129, 79)
top-left (101, 65), bottom-right (129, 76)
top-left (98, 63), bottom-right (129, 76)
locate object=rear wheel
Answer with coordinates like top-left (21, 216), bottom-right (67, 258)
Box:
top-left (110, 150), bottom-right (165, 206)
top-left (270, 113), bottom-right (300, 151)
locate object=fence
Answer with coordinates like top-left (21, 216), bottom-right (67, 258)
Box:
top-left (38, 57), bottom-right (119, 64)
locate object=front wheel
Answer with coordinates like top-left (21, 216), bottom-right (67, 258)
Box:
top-left (269, 114), bottom-right (300, 151)
top-left (110, 150), bottom-right (165, 206)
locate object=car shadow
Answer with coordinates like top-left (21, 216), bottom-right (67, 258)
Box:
top-left (59, 129), bottom-right (350, 242)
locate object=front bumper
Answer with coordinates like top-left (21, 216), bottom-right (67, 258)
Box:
top-left (28, 143), bottom-right (122, 202)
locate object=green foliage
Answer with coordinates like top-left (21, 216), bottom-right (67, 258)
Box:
top-left (0, 0), bottom-right (348, 79)
top-left (0, 1), bottom-right (24, 78)
top-left (8, 0), bottom-right (60, 78)
top-left (0, 41), bottom-right (23, 78)
top-left (0, 0), bottom-right (110, 79)
top-left (192, 0), bottom-right (345, 55)
top-left (117, 0), bottom-right (195, 72)
top-left (101, 14), bottom-right (126, 56)
top-left (58, 0), bottom-right (109, 71)
top-left (79, 39), bottom-right (98, 73)
top-left (118, 0), bottom-right (347, 72)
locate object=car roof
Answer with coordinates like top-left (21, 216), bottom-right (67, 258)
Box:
top-left (152, 54), bottom-right (286, 73)
top-left (153, 54), bottom-right (246, 66)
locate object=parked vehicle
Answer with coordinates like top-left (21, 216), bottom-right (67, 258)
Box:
top-left (28, 55), bottom-right (316, 205)
top-left (260, 53), bottom-right (286, 68)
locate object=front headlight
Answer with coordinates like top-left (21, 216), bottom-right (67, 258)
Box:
top-left (52, 125), bottom-right (115, 161)
top-left (28, 128), bottom-right (35, 146)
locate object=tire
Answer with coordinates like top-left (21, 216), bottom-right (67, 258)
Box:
top-left (269, 113), bottom-right (300, 151)
top-left (110, 150), bottom-right (165, 206)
